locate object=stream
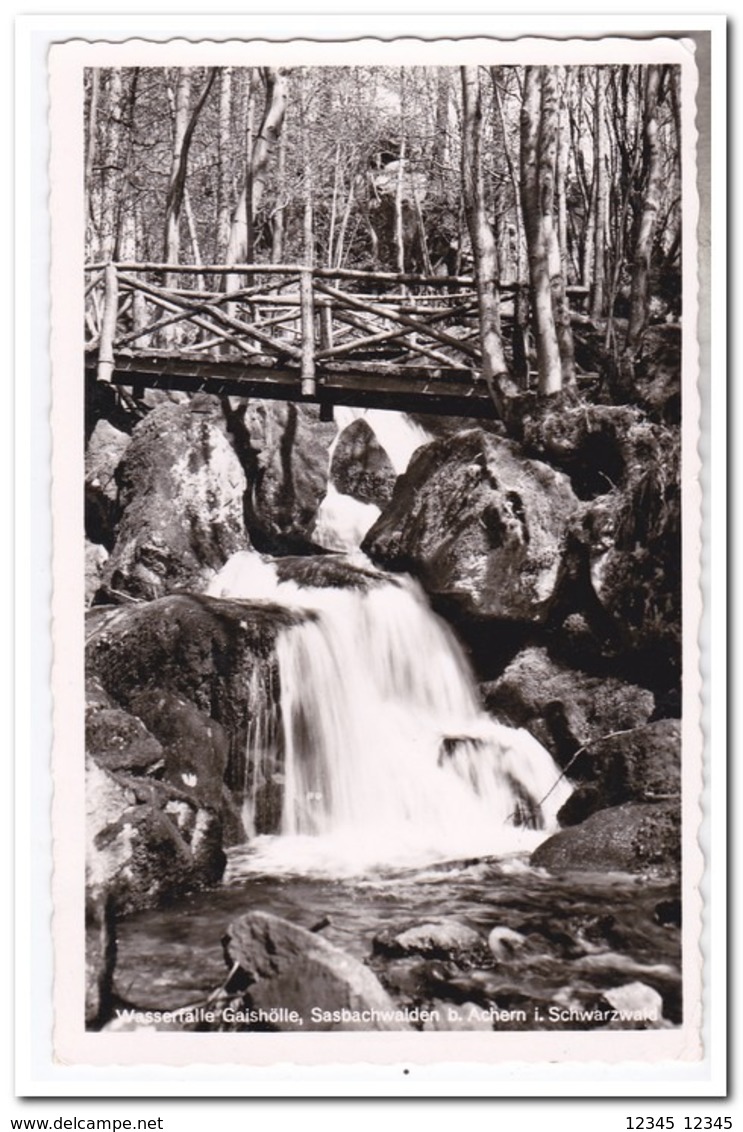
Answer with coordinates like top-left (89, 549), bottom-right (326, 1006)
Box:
top-left (114, 854), bottom-right (681, 1028)
top-left (107, 410), bottom-right (682, 1032)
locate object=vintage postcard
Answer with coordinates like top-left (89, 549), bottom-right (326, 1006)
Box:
top-left (41, 22), bottom-right (721, 1088)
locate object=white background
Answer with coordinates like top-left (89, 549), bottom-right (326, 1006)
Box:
top-left (9, 1), bottom-right (736, 1124)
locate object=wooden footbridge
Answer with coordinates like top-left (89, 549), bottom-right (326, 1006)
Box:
top-left (84, 262), bottom-right (586, 419)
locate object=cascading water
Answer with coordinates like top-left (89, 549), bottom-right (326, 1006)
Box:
top-left (311, 408), bottom-right (431, 553)
top-left (207, 548), bottom-right (572, 876)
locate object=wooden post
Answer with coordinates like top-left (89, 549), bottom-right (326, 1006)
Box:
top-left (319, 299), bottom-right (333, 352)
top-left (300, 268), bottom-right (316, 397)
top-left (97, 262), bottom-right (119, 384)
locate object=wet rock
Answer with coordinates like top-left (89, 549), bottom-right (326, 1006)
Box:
top-left (100, 402), bottom-right (248, 602)
top-left (85, 540), bottom-right (109, 607)
top-left (129, 690), bottom-right (229, 811)
top-left (482, 647), bottom-right (655, 765)
top-left (601, 982), bottom-right (665, 1026)
top-left (223, 911), bottom-right (408, 1030)
top-left (445, 969), bottom-right (503, 1003)
top-left (86, 757), bottom-right (225, 915)
top-left (531, 801), bottom-right (681, 878)
top-left (85, 419), bottom-right (131, 547)
top-left (581, 431), bottom-right (681, 681)
top-left (487, 926), bottom-right (527, 960)
top-left (654, 898), bottom-right (682, 928)
top-left (520, 403), bottom-right (641, 501)
top-left (518, 402), bottom-right (681, 685)
top-left (373, 956), bottom-right (460, 1006)
top-left (274, 554), bottom-right (389, 591)
top-left (86, 594), bottom-right (304, 790)
top-left (331, 418), bottom-right (397, 507)
top-left (85, 705), bottom-right (163, 774)
top-left (363, 429), bottom-right (580, 623)
top-left (373, 920), bottom-right (483, 961)
top-left (227, 400), bottom-right (337, 553)
top-left (557, 719), bottom-right (681, 826)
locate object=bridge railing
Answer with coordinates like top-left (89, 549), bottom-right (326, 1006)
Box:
top-left (84, 262), bottom-right (590, 398)
top-left (84, 261), bottom-right (490, 395)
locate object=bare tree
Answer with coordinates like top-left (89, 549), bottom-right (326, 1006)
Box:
top-left (217, 67), bottom-right (233, 260)
top-left (624, 64), bottom-right (664, 358)
top-left (520, 66), bottom-right (562, 395)
top-left (461, 66), bottom-right (513, 417)
top-left (162, 68), bottom-right (216, 272)
top-left (590, 68), bottom-right (609, 319)
top-left (226, 67), bottom-right (287, 265)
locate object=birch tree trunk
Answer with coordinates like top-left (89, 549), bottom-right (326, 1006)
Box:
top-left (271, 121), bottom-right (287, 263)
top-left (99, 68), bottom-right (123, 262)
top-left (234, 69), bottom-right (257, 265)
top-left (163, 68), bottom-right (216, 279)
top-left (85, 70), bottom-right (100, 250)
top-left (226, 67), bottom-right (287, 265)
top-left (520, 66), bottom-right (562, 395)
top-left (299, 69), bottom-right (316, 396)
top-left (624, 64), bottom-right (663, 357)
top-left (432, 68), bottom-right (450, 196)
top-left (491, 68), bottom-right (524, 288)
top-left (556, 68), bottom-right (571, 279)
top-left (395, 69), bottom-right (407, 277)
top-left (461, 66), bottom-right (512, 417)
top-left (217, 67), bottom-right (233, 260)
top-left (540, 67), bottom-right (576, 387)
top-left (590, 68), bottom-right (608, 319)
top-left (163, 68), bottom-right (192, 271)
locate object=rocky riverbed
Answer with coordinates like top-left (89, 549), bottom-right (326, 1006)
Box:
top-left (84, 356), bottom-right (683, 1031)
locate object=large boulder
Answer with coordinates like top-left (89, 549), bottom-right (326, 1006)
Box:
top-left (530, 801), bottom-right (680, 878)
top-left (86, 594), bottom-right (305, 792)
top-left (99, 401), bottom-right (248, 602)
top-left (331, 418), bottom-right (397, 507)
top-left (224, 399), bottom-right (337, 553)
top-left (517, 402), bottom-right (681, 680)
top-left (582, 442), bottom-right (681, 684)
top-left (85, 703), bottom-right (163, 774)
top-left (373, 920), bottom-right (484, 961)
top-left (520, 403), bottom-right (681, 683)
top-left (363, 429), bottom-right (580, 623)
top-left (482, 647), bottom-right (655, 765)
top-left (129, 690), bottom-right (230, 812)
top-left (86, 757), bottom-right (225, 916)
top-left (222, 912), bottom-right (409, 1030)
top-left (520, 403), bottom-right (647, 502)
top-left (556, 719), bottom-right (681, 826)
top-left (85, 419), bottom-right (131, 547)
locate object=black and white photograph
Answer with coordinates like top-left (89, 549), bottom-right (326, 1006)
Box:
top-left (43, 28), bottom-right (711, 1077)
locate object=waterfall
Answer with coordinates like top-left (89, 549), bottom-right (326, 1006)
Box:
top-left (208, 550), bottom-right (572, 876)
top-left (312, 408), bottom-right (431, 553)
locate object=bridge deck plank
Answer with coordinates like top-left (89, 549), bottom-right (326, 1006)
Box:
top-left (85, 348), bottom-right (497, 419)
